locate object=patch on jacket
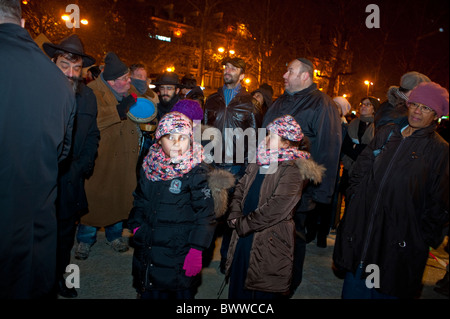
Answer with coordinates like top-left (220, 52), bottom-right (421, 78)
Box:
top-left (169, 179), bottom-right (182, 194)
top-left (201, 187), bottom-right (211, 199)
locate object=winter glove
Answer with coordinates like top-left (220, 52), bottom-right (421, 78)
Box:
top-left (182, 248), bottom-right (202, 277)
top-left (132, 227), bottom-right (140, 235)
top-left (116, 92), bottom-right (137, 120)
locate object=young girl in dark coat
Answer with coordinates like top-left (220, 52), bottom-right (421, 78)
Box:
top-left (128, 110), bottom-right (231, 299)
top-left (225, 115), bottom-right (325, 299)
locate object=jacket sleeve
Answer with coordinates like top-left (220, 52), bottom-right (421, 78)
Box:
top-left (227, 167), bottom-right (252, 226)
top-left (127, 169), bottom-right (149, 230)
top-left (234, 166), bottom-right (303, 237)
top-left (308, 97), bottom-right (342, 204)
top-left (58, 97), bottom-right (76, 162)
top-left (75, 90), bottom-right (100, 178)
top-left (346, 126), bottom-right (392, 199)
top-left (421, 140), bottom-right (449, 248)
top-left (188, 167), bottom-right (217, 250)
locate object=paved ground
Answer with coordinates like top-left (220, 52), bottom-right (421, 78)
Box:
top-left (60, 230), bottom-right (448, 300)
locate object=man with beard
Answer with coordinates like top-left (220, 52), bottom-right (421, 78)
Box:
top-left (154, 71), bottom-right (181, 120)
top-left (203, 57), bottom-right (257, 273)
top-left (43, 34), bottom-right (100, 298)
top-left (135, 71), bottom-right (182, 170)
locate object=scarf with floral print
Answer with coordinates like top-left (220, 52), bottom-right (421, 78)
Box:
top-left (142, 142), bottom-right (204, 181)
top-left (256, 140), bottom-right (310, 166)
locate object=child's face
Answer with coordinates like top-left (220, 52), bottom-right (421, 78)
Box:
top-left (159, 134), bottom-right (191, 158)
top-left (265, 133), bottom-right (290, 150)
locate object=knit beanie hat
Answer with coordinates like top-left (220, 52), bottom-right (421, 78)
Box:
top-left (171, 99), bottom-right (204, 121)
top-left (400, 71), bottom-right (431, 91)
top-left (156, 112), bottom-right (193, 140)
top-left (408, 82), bottom-right (449, 117)
top-left (103, 52), bottom-right (129, 81)
top-left (266, 115), bottom-right (304, 141)
top-left (333, 96), bottom-right (351, 116)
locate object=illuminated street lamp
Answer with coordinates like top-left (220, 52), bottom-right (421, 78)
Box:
top-left (80, 19), bottom-right (88, 25)
top-left (166, 66), bottom-right (175, 72)
top-left (364, 80), bottom-right (373, 96)
top-left (218, 47), bottom-right (225, 53)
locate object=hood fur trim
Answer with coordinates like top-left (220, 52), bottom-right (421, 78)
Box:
top-left (207, 168), bottom-right (236, 218)
top-left (295, 157), bottom-right (326, 184)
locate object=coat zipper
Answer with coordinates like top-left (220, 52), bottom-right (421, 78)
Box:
top-left (360, 137), bottom-right (406, 268)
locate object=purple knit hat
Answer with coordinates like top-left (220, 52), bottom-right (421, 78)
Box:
top-left (408, 82), bottom-right (449, 117)
top-left (156, 112), bottom-right (193, 140)
top-left (267, 115), bottom-right (304, 141)
top-left (171, 99), bottom-right (204, 121)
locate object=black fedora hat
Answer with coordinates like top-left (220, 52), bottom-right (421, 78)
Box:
top-left (153, 72), bottom-right (180, 86)
top-left (43, 34), bottom-right (95, 67)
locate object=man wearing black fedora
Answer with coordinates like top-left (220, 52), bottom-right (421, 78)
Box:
top-left (154, 71), bottom-right (181, 120)
top-left (135, 71), bottom-right (182, 171)
top-left (43, 34), bottom-right (100, 298)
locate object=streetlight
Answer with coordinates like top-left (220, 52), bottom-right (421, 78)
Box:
top-left (364, 80), bottom-right (373, 96)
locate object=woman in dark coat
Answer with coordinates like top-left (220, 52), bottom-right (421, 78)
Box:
top-left (333, 82), bottom-right (449, 299)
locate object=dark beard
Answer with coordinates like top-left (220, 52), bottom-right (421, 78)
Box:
top-left (68, 76), bottom-right (83, 94)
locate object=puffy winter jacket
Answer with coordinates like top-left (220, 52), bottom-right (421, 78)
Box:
top-left (128, 163), bottom-right (217, 292)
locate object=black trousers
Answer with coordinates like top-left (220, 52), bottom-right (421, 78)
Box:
top-left (290, 211), bottom-right (307, 292)
top-left (56, 214), bottom-right (79, 281)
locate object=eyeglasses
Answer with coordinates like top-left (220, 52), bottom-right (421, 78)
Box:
top-left (360, 102), bottom-right (373, 107)
top-left (116, 75), bottom-right (130, 82)
top-left (407, 102), bottom-right (435, 114)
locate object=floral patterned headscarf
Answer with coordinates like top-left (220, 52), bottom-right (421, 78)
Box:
top-left (143, 112), bottom-right (204, 181)
top-left (257, 115), bottom-right (310, 166)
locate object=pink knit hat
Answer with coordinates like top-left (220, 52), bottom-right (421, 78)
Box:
top-left (156, 112), bottom-right (193, 140)
top-left (266, 115), bottom-right (304, 141)
top-left (408, 82), bottom-right (449, 117)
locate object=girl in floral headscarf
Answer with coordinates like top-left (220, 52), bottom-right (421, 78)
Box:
top-left (127, 111), bottom-right (234, 299)
top-left (225, 114), bottom-right (325, 299)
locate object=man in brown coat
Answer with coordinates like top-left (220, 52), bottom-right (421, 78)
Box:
top-left (74, 52), bottom-right (139, 260)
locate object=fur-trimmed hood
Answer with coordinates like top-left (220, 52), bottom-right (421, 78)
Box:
top-left (295, 157), bottom-right (326, 185)
top-left (207, 168), bottom-right (235, 218)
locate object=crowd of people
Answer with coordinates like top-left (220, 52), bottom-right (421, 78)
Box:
top-left (1, 0), bottom-right (448, 300)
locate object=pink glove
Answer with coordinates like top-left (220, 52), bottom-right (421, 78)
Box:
top-left (183, 248), bottom-right (202, 277)
top-left (132, 227), bottom-right (140, 235)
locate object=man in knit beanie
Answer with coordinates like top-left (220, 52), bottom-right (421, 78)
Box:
top-left (75, 52), bottom-right (139, 260)
top-left (375, 71), bottom-right (431, 131)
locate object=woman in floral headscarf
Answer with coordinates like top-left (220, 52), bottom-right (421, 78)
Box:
top-left (127, 111), bottom-right (234, 299)
top-left (225, 115), bottom-right (325, 299)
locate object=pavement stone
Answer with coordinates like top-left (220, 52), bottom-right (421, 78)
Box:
top-left (61, 230), bottom-right (448, 300)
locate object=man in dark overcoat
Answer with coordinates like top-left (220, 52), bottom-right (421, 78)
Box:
top-left (0, 0), bottom-right (76, 299)
top-left (43, 34), bottom-right (100, 298)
